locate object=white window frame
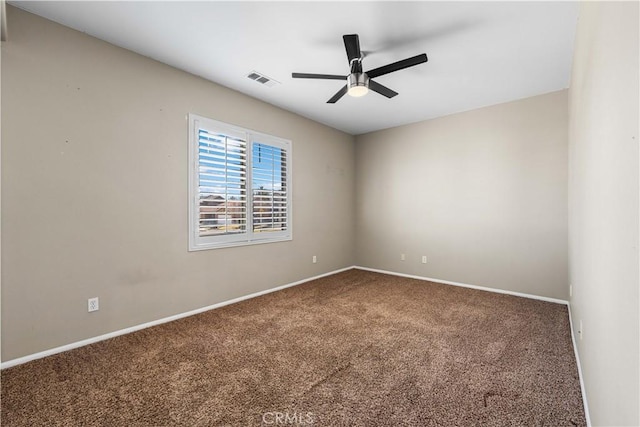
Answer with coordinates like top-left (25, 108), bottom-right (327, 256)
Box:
top-left (188, 114), bottom-right (292, 251)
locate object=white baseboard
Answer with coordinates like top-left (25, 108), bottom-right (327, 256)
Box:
top-left (0, 266), bottom-right (355, 369)
top-left (2, 265), bottom-right (591, 424)
top-left (567, 304), bottom-right (592, 427)
top-left (1, 265), bottom-right (573, 370)
top-left (354, 266), bottom-right (569, 305)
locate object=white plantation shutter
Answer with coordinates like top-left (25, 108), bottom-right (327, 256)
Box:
top-left (189, 114), bottom-right (292, 250)
top-left (252, 142), bottom-right (289, 234)
top-left (197, 128), bottom-right (247, 237)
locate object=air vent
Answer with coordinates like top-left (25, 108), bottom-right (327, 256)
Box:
top-left (247, 71), bottom-right (280, 87)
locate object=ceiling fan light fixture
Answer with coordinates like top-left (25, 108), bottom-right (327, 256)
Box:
top-left (347, 73), bottom-right (369, 97)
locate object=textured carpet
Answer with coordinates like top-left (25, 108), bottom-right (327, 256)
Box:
top-left (1, 269), bottom-right (585, 426)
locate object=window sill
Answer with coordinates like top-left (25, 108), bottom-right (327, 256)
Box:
top-left (188, 235), bottom-right (292, 252)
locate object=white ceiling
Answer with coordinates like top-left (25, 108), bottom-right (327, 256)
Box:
top-left (11, 1), bottom-right (579, 135)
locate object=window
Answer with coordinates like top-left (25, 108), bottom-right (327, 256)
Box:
top-left (188, 114), bottom-right (292, 250)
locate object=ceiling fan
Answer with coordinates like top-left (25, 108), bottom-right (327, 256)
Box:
top-left (292, 34), bottom-right (428, 104)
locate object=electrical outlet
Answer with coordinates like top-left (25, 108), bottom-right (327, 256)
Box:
top-left (88, 297), bottom-right (99, 312)
top-left (400, 253), bottom-right (406, 261)
top-left (569, 284), bottom-right (573, 298)
top-left (422, 255), bottom-right (427, 264)
top-left (312, 255), bottom-right (317, 264)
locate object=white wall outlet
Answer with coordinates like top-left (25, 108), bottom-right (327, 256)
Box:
top-left (312, 255), bottom-right (317, 264)
top-left (88, 297), bottom-right (99, 312)
top-left (578, 320), bottom-right (583, 340)
top-left (422, 255), bottom-right (427, 264)
top-left (400, 253), bottom-right (406, 261)
top-left (569, 284), bottom-right (573, 297)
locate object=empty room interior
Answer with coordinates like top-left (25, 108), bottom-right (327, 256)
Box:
top-left (1, 1), bottom-right (638, 426)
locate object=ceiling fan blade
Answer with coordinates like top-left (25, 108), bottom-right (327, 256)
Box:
top-left (343, 34), bottom-right (361, 64)
top-left (369, 80), bottom-right (398, 98)
top-left (292, 73), bottom-right (346, 80)
top-left (327, 85), bottom-right (348, 104)
top-left (366, 53), bottom-right (428, 79)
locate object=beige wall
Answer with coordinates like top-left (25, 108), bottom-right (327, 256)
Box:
top-left (568, 2), bottom-right (639, 425)
top-left (1, 6), bottom-right (356, 362)
top-left (355, 91), bottom-right (569, 300)
top-left (8, 18), bottom-right (637, 427)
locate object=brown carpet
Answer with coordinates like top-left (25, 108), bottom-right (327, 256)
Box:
top-left (1, 269), bottom-right (585, 426)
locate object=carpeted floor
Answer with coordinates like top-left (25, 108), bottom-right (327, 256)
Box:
top-left (1, 269), bottom-right (585, 426)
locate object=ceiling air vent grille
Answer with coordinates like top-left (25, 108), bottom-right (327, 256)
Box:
top-left (247, 71), bottom-right (279, 87)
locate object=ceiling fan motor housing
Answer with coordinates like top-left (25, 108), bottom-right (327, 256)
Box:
top-left (347, 72), bottom-right (369, 97)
